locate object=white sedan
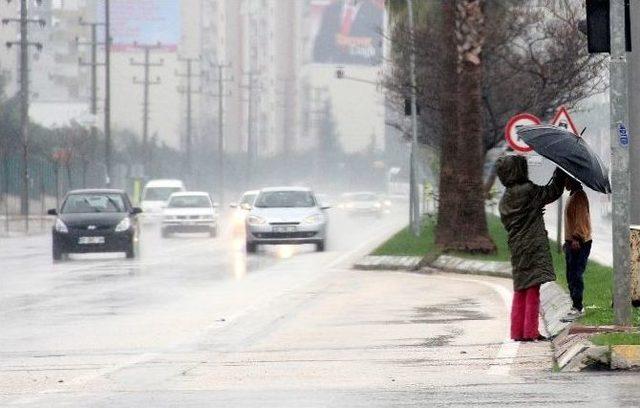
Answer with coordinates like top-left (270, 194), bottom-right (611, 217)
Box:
top-left (161, 192), bottom-right (219, 238)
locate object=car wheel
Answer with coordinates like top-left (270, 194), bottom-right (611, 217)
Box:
top-left (126, 243), bottom-right (135, 259)
top-left (52, 241), bottom-right (64, 261)
top-left (209, 227), bottom-right (218, 238)
top-left (246, 241), bottom-right (257, 253)
top-left (316, 240), bottom-right (326, 252)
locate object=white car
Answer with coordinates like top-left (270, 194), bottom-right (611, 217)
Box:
top-left (245, 187), bottom-right (329, 253)
top-left (161, 192), bottom-right (219, 238)
top-left (340, 192), bottom-right (384, 217)
top-left (140, 179), bottom-right (186, 222)
top-left (229, 190), bottom-right (259, 228)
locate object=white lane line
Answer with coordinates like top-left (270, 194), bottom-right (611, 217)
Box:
top-left (437, 275), bottom-right (519, 377)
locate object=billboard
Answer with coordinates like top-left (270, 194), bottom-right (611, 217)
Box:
top-left (311, 0), bottom-right (385, 66)
top-left (98, 0), bottom-right (180, 52)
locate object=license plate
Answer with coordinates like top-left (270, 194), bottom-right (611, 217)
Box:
top-left (78, 236), bottom-right (105, 245)
top-left (273, 226), bottom-right (297, 233)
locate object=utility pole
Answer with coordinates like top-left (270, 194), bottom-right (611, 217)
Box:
top-left (176, 57), bottom-right (201, 182)
top-left (276, 77), bottom-right (296, 183)
top-left (309, 87), bottom-right (327, 183)
top-left (629, 0), bottom-right (640, 225)
top-left (104, 0), bottom-right (112, 187)
top-left (131, 43), bottom-right (164, 172)
top-left (610, 0), bottom-right (632, 325)
top-left (241, 71), bottom-right (260, 187)
top-left (407, 0), bottom-right (421, 237)
top-left (78, 19), bottom-right (105, 183)
top-left (2, 0), bottom-right (45, 233)
top-left (206, 62), bottom-right (232, 206)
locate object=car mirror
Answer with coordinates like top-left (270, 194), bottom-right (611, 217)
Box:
top-left (229, 202), bottom-right (238, 208)
top-left (321, 205), bottom-right (331, 210)
top-left (47, 208), bottom-right (57, 216)
top-left (131, 207), bottom-right (143, 215)
top-left (240, 203), bottom-right (252, 210)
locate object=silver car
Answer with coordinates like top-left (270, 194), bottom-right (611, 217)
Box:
top-left (245, 187), bottom-right (329, 253)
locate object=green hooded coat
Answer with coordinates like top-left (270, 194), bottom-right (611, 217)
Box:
top-left (496, 156), bottom-right (566, 291)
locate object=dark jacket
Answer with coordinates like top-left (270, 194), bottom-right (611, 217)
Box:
top-left (496, 156), bottom-right (566, 291)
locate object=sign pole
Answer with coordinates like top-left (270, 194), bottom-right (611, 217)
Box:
top-left (407, 0), bottom-right (420, 237)
top-left (610, 0), bottom-right (632, 325)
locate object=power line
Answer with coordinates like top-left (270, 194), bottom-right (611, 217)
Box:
top-left (176, 57), bottom-right (201, 181)
top-left (104, 0), bottom-right (112, 187)
top-left (2, 0), bottom-right (45, 233)
top-left (204, 62), bottom-right (232, 205)
top-left (241, 71), bottom-right (261, 186)
top-left (130, 43), bottom-right (164, 172)
top-left (77, 18), bottom-right (105, 186)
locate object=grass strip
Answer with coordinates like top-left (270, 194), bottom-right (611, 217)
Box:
top-left (591, 332), bottom-right (640, 346)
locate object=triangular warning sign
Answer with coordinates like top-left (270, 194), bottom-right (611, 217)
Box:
top-left (552, 106), bottom-right (579, 135)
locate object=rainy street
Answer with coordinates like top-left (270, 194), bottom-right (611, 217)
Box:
top-left (0, 209), bottom-right (638, 407)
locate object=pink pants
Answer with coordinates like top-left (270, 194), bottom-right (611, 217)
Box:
top-left (511, 284), bottom-right (540, 341)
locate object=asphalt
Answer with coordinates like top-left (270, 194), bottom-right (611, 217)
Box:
top-left (1, 207), bottom-right (639, 407)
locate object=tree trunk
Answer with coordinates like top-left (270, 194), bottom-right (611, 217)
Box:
top-left (435, 0), bottom-right (496, 254)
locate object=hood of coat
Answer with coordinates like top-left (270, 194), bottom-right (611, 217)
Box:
top-left (496, 155), bottom-right (529, 187)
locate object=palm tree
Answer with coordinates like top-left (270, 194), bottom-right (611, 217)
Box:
top-left (388, 0), bottom-right (495, 253)
top-left (435, 0), bottom-right (496, 253)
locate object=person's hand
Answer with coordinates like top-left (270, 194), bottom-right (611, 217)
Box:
top-left (570, 239), bottom-right (581, 251)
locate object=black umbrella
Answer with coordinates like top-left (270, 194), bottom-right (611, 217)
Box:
top-left (516, 124), bottom-right (611, 194)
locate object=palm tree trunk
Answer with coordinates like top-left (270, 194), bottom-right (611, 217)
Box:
top-left (435, 0), bottom-right (496, 253)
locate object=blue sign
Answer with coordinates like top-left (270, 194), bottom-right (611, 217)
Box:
top-left (618, 123), bottom-right (630, 147)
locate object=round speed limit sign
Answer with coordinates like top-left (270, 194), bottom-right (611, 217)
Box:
top-left (504, 113), bottom-right (541, 153)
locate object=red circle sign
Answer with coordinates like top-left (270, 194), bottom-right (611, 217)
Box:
top-left (505, 113), bottom-right (541, 153)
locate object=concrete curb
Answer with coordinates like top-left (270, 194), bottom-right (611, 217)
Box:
top-left (353, 255), bottom-right (424, 271)
top-left (429, 254), bottom-right (512, 278)
top-left (541, 283), bottom-right (640, 371)
top-left (540, 282), bottom-right (573, 338)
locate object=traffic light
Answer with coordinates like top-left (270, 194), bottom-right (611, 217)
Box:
top-left (580, 0), bottom-right (631, 53)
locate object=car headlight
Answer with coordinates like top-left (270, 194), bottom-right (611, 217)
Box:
top-left (115, 217), bottom-right (131, 232)
top-left (374, 202), bottom-right (382, 208)
top-left (247, 215), bottom-right (266, 225)
top-left (346, 203), bottom-right (354, 209)
top-left (303, 214), bottom-right (323, 224)
top-left (55, 218), bottom-right (68, 233)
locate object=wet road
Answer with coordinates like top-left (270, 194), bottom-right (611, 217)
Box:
top-left (1, 208), bottom-right (639, 407)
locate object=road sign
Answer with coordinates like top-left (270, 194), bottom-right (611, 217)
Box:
top-left (505, 113), bottom-right (541, 153)
top-left (552, 106), bottom-right (579, 135)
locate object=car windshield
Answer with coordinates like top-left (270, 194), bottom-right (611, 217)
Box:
top-left (240, 193), bottom-right (257, 205)
top-left (61, 194), bottom-right (126, 214)
top-left (143, 187), bottom-right (182, 201)
top-left (168, 195), bottom-right (211, 208)
top-left (254, 191), bottom-right (315, 208)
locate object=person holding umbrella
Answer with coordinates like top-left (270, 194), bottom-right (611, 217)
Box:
top-left (515, 124), bottom-right (611, 326)
top-left (496, 155), bottom-right (567, 341)
top-left (561, 177), bottom-right (592, 322)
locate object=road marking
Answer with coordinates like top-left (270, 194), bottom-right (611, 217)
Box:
top-left (437, 275), bottom-right (519, 377)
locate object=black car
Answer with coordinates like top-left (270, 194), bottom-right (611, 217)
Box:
top-left (48, 189), bottom-right (142, 261)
